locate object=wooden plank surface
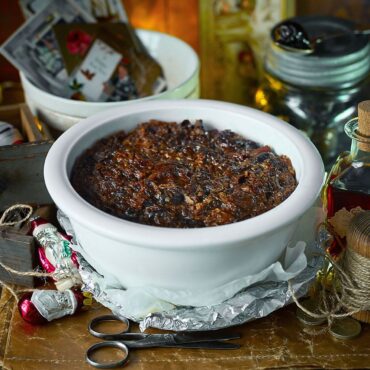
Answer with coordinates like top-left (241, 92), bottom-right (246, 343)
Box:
top-left (0, 228), bottom-right (35, 287)
top-left (0, 296), bottom-right (370, 369)
top-left (0, 141), bottom-right (53, 210)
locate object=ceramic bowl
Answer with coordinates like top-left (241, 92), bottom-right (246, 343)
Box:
top-left (44, 99), bottom-right (324, 294)
top-left (21, 30), bottom-right (199, 131)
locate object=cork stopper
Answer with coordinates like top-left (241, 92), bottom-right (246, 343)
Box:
top-left (357, 101), bottom-right (370, 151)
top-left (347, 211), bottom-right (370, 323)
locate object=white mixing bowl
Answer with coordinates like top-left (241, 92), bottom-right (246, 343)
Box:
top-left (21, 30), bottom-right (199, 131)
top-left (44, 100), bottom-right (324, 294)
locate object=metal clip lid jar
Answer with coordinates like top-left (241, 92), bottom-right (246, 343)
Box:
top-left (257, 16), bottom-right (370, 168)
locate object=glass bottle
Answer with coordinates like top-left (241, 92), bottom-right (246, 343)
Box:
top-left (256, 16), bottom-right (370, 169)
top-left (323, 101), bottom-right (370, 255)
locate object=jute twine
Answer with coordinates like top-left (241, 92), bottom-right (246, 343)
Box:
top-left (0, 205), bottom-right (52, 302)
top-left (0, 204), bottom-right (33, 226)
top-left (289, 222), bottom-right (370, 328)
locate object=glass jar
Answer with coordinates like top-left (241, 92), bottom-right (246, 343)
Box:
top-left (255, 16), bottom-right (370, 168)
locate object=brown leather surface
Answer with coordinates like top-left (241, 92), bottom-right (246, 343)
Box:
top-left (0, 289), bottom-right (369, 370)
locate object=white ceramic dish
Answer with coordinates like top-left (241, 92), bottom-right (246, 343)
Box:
top-left (21, 29), bottom-right (199, 131)
top-left (44, 100), bottom-right (324, 293)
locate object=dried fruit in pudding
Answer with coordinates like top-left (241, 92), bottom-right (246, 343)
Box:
top-left (71, 120), bottom-right (297, 227)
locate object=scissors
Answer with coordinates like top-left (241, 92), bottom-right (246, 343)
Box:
top-left (86, 315), bottom-right (241, 368)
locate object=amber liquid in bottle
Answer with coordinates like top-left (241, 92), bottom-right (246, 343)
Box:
top-left (324, 102), bottom-right (370, 256)
top-left (327, 164), bottom-right (370, 218)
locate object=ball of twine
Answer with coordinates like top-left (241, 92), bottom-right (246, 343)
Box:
top-left (289, 213), bottom-right (370, 327)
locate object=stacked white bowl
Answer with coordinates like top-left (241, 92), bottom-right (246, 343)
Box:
top-left (21, 29), bottom-right (199, 131)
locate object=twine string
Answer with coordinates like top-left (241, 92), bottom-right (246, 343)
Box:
top-left (341, 248), bottom-right (370, 311)
top-left (0, 277), bottom-right (40, 303)
top-left (0, 278), bottom-right (20, 302)
top-left (289, 245), bottom-right (370, 326)
top-left (0, 204), bottom-right (46, 300)
top-left (0, 205), bottom-right (81, 302)
top-left (0, 262), bottom-right (52, 302)
top-left (0, 261), bottom-right (52, 278)
top-left (0, 204), bottom-right (33, 226)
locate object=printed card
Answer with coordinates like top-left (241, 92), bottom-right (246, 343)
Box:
top-left (1, 0), bottom-right (95, 95)
top-left (54, 23), bottom-right (167, 101)
top-left (69, 39), bottom-right (122, 101)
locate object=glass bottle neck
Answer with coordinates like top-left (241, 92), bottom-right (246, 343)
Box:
top-left (345, 118), bottom-right (370, 163)
top-left (350, 139), bottom-right (370, 162)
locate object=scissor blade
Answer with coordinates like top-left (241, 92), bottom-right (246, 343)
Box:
top-left (124, 333), bottom-right (241, 349)
top-left (110, 332), bottom-right (240, 342)
top-left (125, 338), bottom-right (240, 350)
top-left (110, 331), bottom-right (240, 344)
top-left (168, 341), bottom-right (241, 350)
top-left (100, 333), bottom-right (148, 341)
top-left (172, 332), bottom-right (241, 344)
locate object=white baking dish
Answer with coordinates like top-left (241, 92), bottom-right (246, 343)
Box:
top-left (44, 100), bottom-right (324, 294)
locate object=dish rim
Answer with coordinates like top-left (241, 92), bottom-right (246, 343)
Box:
top-left (44, 99), bottom-right (325, 250)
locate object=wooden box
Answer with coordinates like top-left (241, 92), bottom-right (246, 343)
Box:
top-left (0, 103), bottom-right (53, 209)
top-left (0, 205), bottom-right (56, 287)
top-left (0, 103), bottom-right (54, 287)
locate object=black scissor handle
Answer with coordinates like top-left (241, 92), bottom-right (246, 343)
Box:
top-left (86, 341), bottom-right (129, 369)
top-left (89, 315), bottom-right (130, 339)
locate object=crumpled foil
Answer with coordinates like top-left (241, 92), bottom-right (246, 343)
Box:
top-left (140, 249), bottom-right (323, 331)
top-left (57, 210), bottom-right (324, 332)
top-left (31, 289), bottom-right (78, 321)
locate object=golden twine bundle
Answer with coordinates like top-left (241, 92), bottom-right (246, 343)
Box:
top-left (289, 212), bottom-right (370, 326)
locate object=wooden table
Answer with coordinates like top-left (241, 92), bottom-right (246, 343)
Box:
top-left (0, 289), bottom-right (369, 370)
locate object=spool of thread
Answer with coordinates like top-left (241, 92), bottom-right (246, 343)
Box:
top-left (345, 211), bottom-right (370, 323)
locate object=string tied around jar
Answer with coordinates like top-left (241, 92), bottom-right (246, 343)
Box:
top-left (289, 211), bottom-right (370, 330)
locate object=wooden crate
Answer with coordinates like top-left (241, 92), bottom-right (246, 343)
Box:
top-left (0, 224), bottom-right (37, 287)
top-left (0, 205), bottom-right (56, 287)
top-left (0, 103), bottom-right (53, 209)
top-left (0, 104), bottom-right (54, 287)
top-left (0, 102), bottom-right (52, 143)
